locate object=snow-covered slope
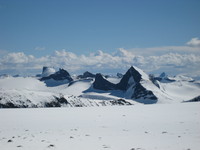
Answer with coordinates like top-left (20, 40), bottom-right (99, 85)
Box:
top-left (40, 68), bottom-right (73, 87)
top-left (0, 66), bottom-right (200, 107)
top-left (0, 102), bottom-right (199, 150)
top-left (91, 66), bottom-right (200, 104)
top-left (0, 77), bottom-right (134, 108)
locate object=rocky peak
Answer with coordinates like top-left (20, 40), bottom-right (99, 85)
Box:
top-left (116, 66), bottom-right (142, 90)
top-left (92, 66), bottom-right (158, 103)
top-left (93, 73), bottom-right (116, 91)
top-left (41, 68), bottom-right (73, 81)
top-left (78, 71), bottom-right (96, 79)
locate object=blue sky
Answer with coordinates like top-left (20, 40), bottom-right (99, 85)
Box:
top-left (0, 0), bottom-right (200, 76)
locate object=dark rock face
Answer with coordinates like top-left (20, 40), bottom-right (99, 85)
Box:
top-left (78, 71), bottom-right (96, 79)
top-left (44, 96), bottom-right (69, 107)
top-left (93, 66), bottom-right (158, 103)
top-left (93, 74), bottom-right (117, 91)
top-left (116, 66), bottom-right (142, 90)
top-left (110, 99), bottom-right (132, 105)
top-left (184, 95), bottom-right (200, 102)
top-left (42, 66), bottom-right (48, 74)
top-left (159, 72), bottom-right (166, 78)
top-left (0, 99), bottom-right (36, 108)
top-left (117, 73), bottom-right (123, 78)
top-left (154, 72), bottom-right (175, 82)
top-left (0, 102), bottom-right (19, 108)
top-left (131, 84), bottom-right (157, 100)
top-left (41, 68), bottom-right (73, 82)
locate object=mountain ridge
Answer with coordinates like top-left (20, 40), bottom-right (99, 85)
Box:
top-left (0, 66), bottom-right (200, 108)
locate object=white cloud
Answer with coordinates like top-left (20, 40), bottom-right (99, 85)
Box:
top-left (186, 37), bottom-right (200, 47)
top-left (0, 48), bottom-right (200, 77)
top-left (0, 49), bottom-right (8, 55)
top-left (122, 38), bottom-right (200, 56)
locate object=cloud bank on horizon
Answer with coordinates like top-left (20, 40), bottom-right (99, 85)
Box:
top-left (0, 37), bottom-right (200, 77)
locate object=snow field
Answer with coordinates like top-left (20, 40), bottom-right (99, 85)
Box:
top-left (0, 103), bottom-right (200, 150)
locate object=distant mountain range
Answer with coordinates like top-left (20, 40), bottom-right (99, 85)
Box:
top-left (0, 66), bottom-right (200, 108)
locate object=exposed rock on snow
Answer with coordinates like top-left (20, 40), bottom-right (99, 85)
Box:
top-left (93, 66), bottom-right (158, 104)
top-left (41, 68), bottom-right (73, 81)
top-left (0, 66), bottom-right (200, 108)
top-left (77, 71), bottom-right (96, 79)
top-left (40, 68), bottom-right (73, 87)
top-left (93, 73), bottom-right (117, 91)
top-left (117, 73), bottom-right (123, 78)
top-left (184, 95), bottom-right (200, 102)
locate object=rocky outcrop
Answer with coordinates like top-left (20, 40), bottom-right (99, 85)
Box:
top-left (184, 95), bottom-right (200, 102)
top-left (41, 68), bottom-right (73, 82)
top-left (116, 66), bottom-right (142, 90)
top-left (93, 74), bottom-right (117, 90)
top-left (78, 71), bottom-right (96, 79)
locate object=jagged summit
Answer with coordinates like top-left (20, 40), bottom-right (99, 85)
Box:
top-left (92, 66), bottom-right (157, 103)
top-left (40, 68), bottom-right (73, 87)
top-left (117, 66), bottom-right (142, 90)
top-left (93, 73), bottom-right (116, 90)
top-left (41, 68), bottom-right (73, 81)
top-left (1, 65), bottom-right (200, 107)
top-left (78, 71), bottom-right (96, 79)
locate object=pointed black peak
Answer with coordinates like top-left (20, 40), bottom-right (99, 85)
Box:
top-left (117, 66), bottom-right (142, 90)
top-left (92, 67), bottom-right (157, 103)
top-left (93, 73), bottom-right (117, 91)
top-left (127, 66), bottom-right (142, 81)
top-left (55, 68), bottom-right (70, 77)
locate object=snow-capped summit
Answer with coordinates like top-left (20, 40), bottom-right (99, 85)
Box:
top-left (92, 66), bottom-right (158, 104)
top-left (1, 65), bottom-right (200, 108)
top-left (40, 68), bottom-right (73, 87)
top-left (117, 66), bottom-right (144, 90)
top-left (42, 66), bottom-right (56, 77)
top-left (41, 68), bottom-right (73, 81)
top-left (116, 66), bottom-right (157, 103)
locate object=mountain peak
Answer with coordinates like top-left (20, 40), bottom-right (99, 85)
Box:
top-left (78, 71), bottom-right (96, 79)
top-left (92, 66), bottom-right (157, 103)
top-left (41, 68), bottom-right (73, 81)
top-left (117, 66), bottom-right (142, 90)
top-left (93, 73), bottom-right (116, 91)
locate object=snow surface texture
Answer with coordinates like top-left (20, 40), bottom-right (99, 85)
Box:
top-left (0, 103), bottom-right (200, 150)
top-left (0, 77), bottom-right (135, 108)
